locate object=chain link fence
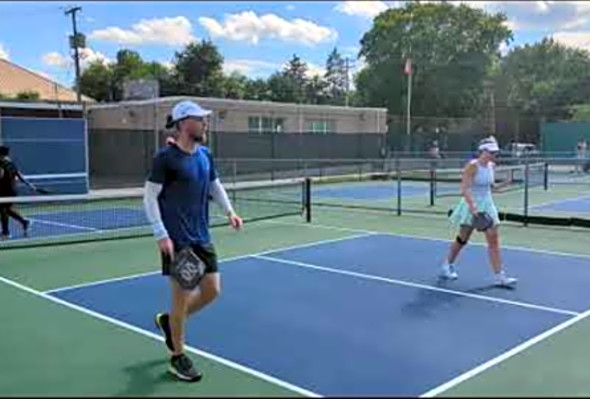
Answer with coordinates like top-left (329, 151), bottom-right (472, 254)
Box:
top-left (88, 129), bottom-right (387, 189)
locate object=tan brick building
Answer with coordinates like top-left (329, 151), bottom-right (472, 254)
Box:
top-left (0, 59), bottom-right (94, 103)
top-left (87, 96), bottom-right (387, 134)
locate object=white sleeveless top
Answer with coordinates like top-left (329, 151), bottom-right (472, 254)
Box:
top-left (468, 159), bottom-right (494, 200)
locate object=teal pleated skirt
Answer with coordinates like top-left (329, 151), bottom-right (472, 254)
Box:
top-left (449, 195), bottom-right (500, 228)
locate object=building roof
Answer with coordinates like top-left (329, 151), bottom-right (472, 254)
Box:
top-left (0, 58), bottom-right (94, 103)
top-left (88, 95), bottom-right (387, 114)
top-left (0, 100), bottom-right (84, 111)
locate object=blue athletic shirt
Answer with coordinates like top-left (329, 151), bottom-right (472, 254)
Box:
top-left (147, 144), bottom-right (218, 248)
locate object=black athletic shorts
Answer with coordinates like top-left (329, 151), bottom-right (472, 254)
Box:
top-left (161, 242), bottom-right (218, 276)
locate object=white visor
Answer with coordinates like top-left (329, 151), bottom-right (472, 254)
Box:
top-left (478, 140), bottom-right (499, 153)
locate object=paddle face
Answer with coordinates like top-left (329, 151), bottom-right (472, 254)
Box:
top-left (473, 212), bottom-right (494, 232)
top-left (169, 246), bottom-right (206, 290)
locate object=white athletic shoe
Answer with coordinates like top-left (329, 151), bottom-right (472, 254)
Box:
top-left (440, 263), bottom-right (458, 280)
top-left (494, 270), bottom-right (517, 287)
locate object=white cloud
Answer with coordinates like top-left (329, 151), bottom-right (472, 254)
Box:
top-left (42, 48), bottom-right (109, 71)
top-left (161, 61), bottom-right (174, 71)
top-left (0, 43), bottom-right (9, 60)
top-left (499, 41), bottom-right (510, 56)
top-left (279, 60), bottom-right (326, 78)
top-left (335, 1), bottom-right (390, 19)
top-left (222, 58), bottom-right (327, 79)
top-left (342, 45), bottom-right (360, 57)
top-left (199, 11), bottom-right (337, 46)
top-left (285, 4), bottom-right (296, 11)
top-left (552, 31), bottom-right (590, 52)
top-left (224, 59), bottom-right (280, 76)
top-left (353, 56), bottom-right (367, 72)
top-left (42, 52), bottom-right (69, 68)
top-left (89, 16), bottom-right (195, 46)
top-left (305, 63), bottom-right (326, 78)
top-left (332, 0), bottom-right (590, 33)
top-left (339, 1), bottom-right (590, 33)
top-left (79, 47), bottom-right (110, 67)
top-left (472, 1), bottom-right (590, 32)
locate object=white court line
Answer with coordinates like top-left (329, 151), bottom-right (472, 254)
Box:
top-left (253, 255), bottom-right (579, 317)
top-left (260, 219), bottom-right (590, 261)
top-left (528, 193), bottom-right (590, 211)
top-left (28, 218), bottom-right (101, 232)
top-left (23, 173), bottom-right (88, 180)
top-left (419, 307), bottom-right (590, 397)
top-left (44, 232), bottom-right (374, 294)
top-left (0, 275), bottom-right (320, 398)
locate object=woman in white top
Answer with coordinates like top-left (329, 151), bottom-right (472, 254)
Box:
top-left (440, 136), bottom-right (517, 287)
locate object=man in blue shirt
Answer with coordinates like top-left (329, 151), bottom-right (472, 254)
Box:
top-left (143, 100), bottom-right (243, 382)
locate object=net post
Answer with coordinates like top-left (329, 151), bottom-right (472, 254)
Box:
top-left (396, 156), bottom-right (402, 216)
top-left (543, 161), bottom-right (549, 190)
top-left (429, 160), bottom-right (435, 207)
top-left (304, 177), bottom-right (312, 223)
top-left (523, 158), bottom-right (530, 227)
top-left (231, 160), bottom-right (237, 204)
top-left (358, 161), bottom-right (362, 181)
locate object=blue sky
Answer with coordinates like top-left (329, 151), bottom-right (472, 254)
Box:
top-left (2, 1), bottom-right (590, 88)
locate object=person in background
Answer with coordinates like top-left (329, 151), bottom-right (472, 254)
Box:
top-left (575, 139), bottom-right (587, 174)
top-left (429, 140), bottom-right (441, 159)
top-left (0, 146), bottom-right (33, 240)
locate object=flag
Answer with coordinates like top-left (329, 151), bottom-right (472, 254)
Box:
top-left (404, 58), bottom-right (413, 76)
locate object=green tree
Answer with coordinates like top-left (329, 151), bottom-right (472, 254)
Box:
top-left (222, 72), bottom-right (249, 99)
top-left (305, 75), bottom-right (329, 105)
top-left (111, 49), bottom-right (145, 100)
top-left (281, 54), bottom-right (308, 103)
top-left (357, 2), bottom-right (512, 118)
top-left (173, 40), bottom-right (225, 97)
top-left (267, 71), bottom-right (299, 103)
top-left (142, 61), bottom-right (177, 97)
top-left (570, 104), bottom-right (590, 122)
top-left (79, 61), bottom-right (113, 102)
top-left (244, 78), bottom-right (272, 101)
top-left (498, 38), bottom-right (590, 121)
top-left (15, 91), bottom-right (40, 100)
top-left (324, 47), bottom-right (347, 105)
top-left (79, 51), bottom-right (176, 101)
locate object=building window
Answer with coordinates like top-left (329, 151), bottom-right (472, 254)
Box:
top-left (306, 120), bottom-right (334, 134)
top-left (248, 116), bottom-right (285, 133)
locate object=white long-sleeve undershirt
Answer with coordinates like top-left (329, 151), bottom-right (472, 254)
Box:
top-left (143, 178), bottom-right (235, 241)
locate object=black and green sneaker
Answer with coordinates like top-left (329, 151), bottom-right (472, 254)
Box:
top-left (155, 313), bottom-right (174, 353)
top-left (169, 353), bottom-right (203, 382)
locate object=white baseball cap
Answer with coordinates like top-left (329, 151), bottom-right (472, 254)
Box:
top-left (166, 100), bottom-right (212, 128)
top-left (478, 136), bottom-right (500, 153)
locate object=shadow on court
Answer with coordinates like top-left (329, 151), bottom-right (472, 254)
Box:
top-left (115, 358), bottom-right (171, 397)
top-left (401, 279), bottom-right (516, 319)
